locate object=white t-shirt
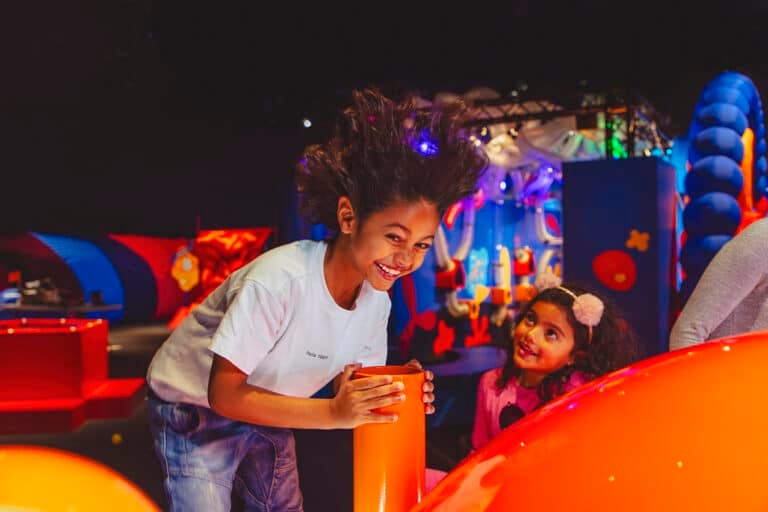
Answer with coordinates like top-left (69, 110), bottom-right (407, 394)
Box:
top-left (146, 239), bottom-right (390, 407)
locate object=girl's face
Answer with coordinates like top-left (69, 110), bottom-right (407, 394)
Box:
top-left (350, 199), bottom-right (441, 291)
top-left (513, 300), bottom-right (576, 387)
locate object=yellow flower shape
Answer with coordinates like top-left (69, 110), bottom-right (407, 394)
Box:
top-left (626, 229), bottom-right (650, 252)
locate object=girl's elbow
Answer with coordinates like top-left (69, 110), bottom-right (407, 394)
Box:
top-left (207, 385), bottom-right (226, 415)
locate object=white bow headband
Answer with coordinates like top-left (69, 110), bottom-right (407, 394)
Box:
top-left (533, 273), bottom-right (604, 341)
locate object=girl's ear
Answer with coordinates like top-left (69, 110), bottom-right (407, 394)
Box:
top-left (336, 196), bottom-right (356, 235)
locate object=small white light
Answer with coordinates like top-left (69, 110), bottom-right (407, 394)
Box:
top-left (302, 118), bottom-right (312, 128)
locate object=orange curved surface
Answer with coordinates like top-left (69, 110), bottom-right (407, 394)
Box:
top-left (413, 331), bottom-right (768, 511)
top-left (0, 445), bottom-right (160, 511)
top-left (354, 365), bottom-right (426, 512)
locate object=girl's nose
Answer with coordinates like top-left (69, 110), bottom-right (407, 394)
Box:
top-left (393, 249), bottom-right (412, 268)
top-left (522, 325), bottom-right (542, 344)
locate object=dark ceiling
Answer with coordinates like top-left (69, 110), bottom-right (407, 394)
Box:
top-left (3, 2), bottom-right (768, 236)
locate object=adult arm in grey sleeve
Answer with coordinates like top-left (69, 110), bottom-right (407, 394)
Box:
top-left (669, 219), bottom-right (768, 351)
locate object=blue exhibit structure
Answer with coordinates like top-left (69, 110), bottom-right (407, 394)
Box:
top-left (562, 157), bottom-right (677, 357)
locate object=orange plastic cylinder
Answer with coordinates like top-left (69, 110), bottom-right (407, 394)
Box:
top-left (353, 365), bottom-right (426, 512)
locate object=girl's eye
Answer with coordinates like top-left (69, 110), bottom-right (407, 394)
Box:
top-left (545, 329), bottom-right (558, 341)
top-left (524, 312), bottom-right (536, 326)
top-left (415, 242), bottom-right (431, 251)
top-left (386, 234), bottom-right (403, 243)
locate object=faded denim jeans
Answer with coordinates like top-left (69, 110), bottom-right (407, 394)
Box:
top-left (147, 394), bottom-right (303, 511)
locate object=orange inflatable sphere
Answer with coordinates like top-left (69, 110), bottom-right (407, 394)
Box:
top-left (413, 331), bottom-right (768, 511)
top-left (0, 445), bottom-right (160, 511)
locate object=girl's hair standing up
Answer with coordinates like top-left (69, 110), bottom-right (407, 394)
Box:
top-left (297, 87), bottom-right (488, 232)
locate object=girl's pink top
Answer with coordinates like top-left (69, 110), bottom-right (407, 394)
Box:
top-left (471, 367), bottom-right (588, 451)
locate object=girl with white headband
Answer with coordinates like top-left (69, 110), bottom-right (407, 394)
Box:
top-left (470, 273), bottom-right (641, 451)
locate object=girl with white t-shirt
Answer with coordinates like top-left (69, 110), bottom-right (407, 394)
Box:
top-left (145, 87), bottom-right (487, 511)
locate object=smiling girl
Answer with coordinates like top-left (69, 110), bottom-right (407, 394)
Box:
top-left (144, 87), bottom-right (487, 511)
top-left (471, 274), bottom-right (640, 451)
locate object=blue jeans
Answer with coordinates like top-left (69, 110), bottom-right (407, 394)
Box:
top-left (147, 395), bottom-right (304, 511)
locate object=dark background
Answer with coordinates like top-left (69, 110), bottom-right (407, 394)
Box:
top-left (4, 2), bottom-right (768, 240)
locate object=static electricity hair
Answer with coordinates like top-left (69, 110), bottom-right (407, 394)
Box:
top-left (296, 86), bottom-right (487, 232)
top-left (498, 282), bottom-right (641, 403)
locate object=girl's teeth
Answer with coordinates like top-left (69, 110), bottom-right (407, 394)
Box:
top-left (377, 263), bottom-right (400, 276)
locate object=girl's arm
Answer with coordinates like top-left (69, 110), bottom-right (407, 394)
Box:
top-left (208, 355), bottom-right (405, 429)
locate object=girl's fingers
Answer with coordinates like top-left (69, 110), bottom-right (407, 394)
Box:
top-left (405, 358), bottom-right (422, 369)
top-left (340, 363), bottom-right (361, 385)
top-left (348, 374), bottom-right (393, 391)
top-left (368, 392), bottom-right (406, 410)
top-left (357, 381), bottom-right (402, 399)
top-left (364, 412), bottom-right (399, 423)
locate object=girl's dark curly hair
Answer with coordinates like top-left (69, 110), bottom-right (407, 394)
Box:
top-left (296, 87), bottom-right (488, 231)
top-left (497, 282), bottom-right (641, 403)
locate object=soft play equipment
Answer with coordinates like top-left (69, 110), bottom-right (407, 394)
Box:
top-left (0, 318), bottom-right (145, 434)
top-left (562, 157), bottom-right (677, 357)
top-left (680, 71), bottom-right (767, 304)
top-left (0, 232), bottom-right (188, 323)
top-left (413, 329), bottom-right (768, 510)
top-left (0, 445), bottom-right (160, 511)
top-left (167, 227), bottom-right (272, 328)
top-left (0, 228), bottom-right (272, 326)
top-left (353, 365), bottom-right (426, 512)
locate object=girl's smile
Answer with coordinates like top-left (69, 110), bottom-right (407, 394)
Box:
top-left (374, 261), bottom-right (405, 281)
top-left (348, 198), bottom-right (441, 292)
top-left (513, 300), bottom-right (576, 387)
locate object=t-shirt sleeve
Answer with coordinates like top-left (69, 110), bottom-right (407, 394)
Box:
top-left (471, 371), bottom-right (494, 452)
top-left (210, 280), bottom-right (285, 375)
top-left (669, 220), bottom-right (768, 350)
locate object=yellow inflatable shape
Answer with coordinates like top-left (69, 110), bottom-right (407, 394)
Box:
top-left (626, 229), bottom-right (650, 252)
top-left (498, 247), bottom-right (511, 287)
top-left (473, 284), bottom-right (491, 304)
top-left (171, 249), bottom-right (200, 292)
top-left (0, 445), bottom-right (160, 511)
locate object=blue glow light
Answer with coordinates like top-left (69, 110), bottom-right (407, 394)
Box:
top-left (500, 172), bottom-right (515, 195)
top-left (413, 129), bottom-right (439, 156)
